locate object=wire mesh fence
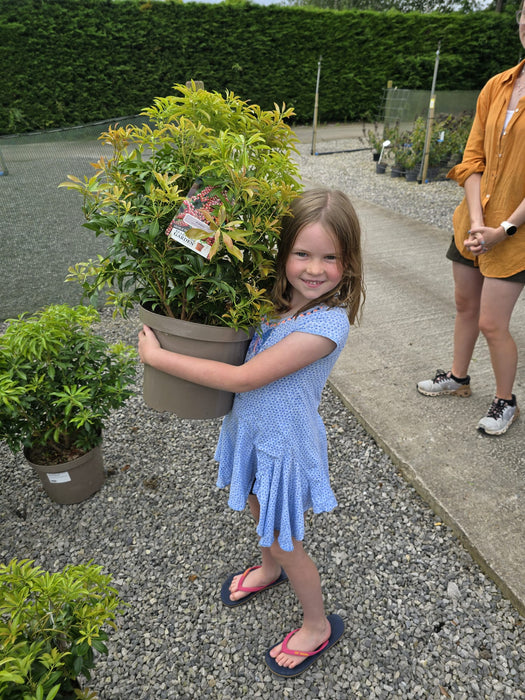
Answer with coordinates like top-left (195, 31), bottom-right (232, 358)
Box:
top-left (368, 88), bottom-right (478, 182)
top-left (380, 87), bottom-right (479, 130)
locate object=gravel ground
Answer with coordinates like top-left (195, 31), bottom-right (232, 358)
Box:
top-left (1, 137), bottom-right (524, 699)
top-left (296, 135), bottom-right (463, 232)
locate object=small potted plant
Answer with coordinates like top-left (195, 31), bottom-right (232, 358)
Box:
top-left (361, 121), bottom-right (384, 160)
top-left (400, 147), bottom-right (420, 181)
top-left (0, 558), bottom-right (124, 699)
top-left (394, 135), bottom-right (421, 181)
top-left (0, 304), bottom-right (136, 503)
top-left (60, 83), bottom-right (301, 418)
top-left (382, 123), bottom-right (405, 177)
top-left (445, 112), bottom-right (473, 167)
top-left (426, 112), bottom-right (474, 178)
top-left (387, 117), bottom-right (425, 182)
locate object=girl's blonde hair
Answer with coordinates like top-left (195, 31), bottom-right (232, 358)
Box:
top-left (271, 188), bottom-right (365, 325)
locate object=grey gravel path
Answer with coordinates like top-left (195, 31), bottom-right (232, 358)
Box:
top-left (0, 138), bottom-right (112, 321)
top-left (1, 131), bottom-right (524, 699)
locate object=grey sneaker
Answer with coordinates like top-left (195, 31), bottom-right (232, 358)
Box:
top-left (477, 396), bottom-right (520, 436)
top-left (417, 369), bottom-right (471, 397)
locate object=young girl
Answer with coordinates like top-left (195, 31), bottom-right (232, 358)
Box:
top-left (138, 188), bottom-right (365, 677)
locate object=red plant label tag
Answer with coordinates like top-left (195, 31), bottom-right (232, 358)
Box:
top-left (166, 181), bottom-right (221, 260)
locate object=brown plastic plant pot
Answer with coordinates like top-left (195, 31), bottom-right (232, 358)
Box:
top-left (25, 444), bottom-right (105, 504)
top-left (139, 305), bottom-right (253, 419)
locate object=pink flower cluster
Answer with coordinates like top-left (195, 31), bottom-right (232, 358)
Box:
top-left (176, 185), bottom-right (222, 225)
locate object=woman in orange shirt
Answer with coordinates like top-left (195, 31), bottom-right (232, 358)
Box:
top-left (418, 6), bottom-right (525, 436)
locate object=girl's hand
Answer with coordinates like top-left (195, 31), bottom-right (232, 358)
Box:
top-left (464, 226), bottom-right (506, 255)
top-left (138, 324), bottom-right (160, 365)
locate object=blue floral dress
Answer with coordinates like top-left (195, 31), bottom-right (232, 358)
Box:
top-left (215, 304), bottom-right (350, 551)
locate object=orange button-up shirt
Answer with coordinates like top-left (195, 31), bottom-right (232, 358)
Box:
top-left (447, 60), bottom-right (525, 278)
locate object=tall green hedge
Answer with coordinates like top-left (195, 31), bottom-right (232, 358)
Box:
top-left (0, 0), bottom-right (521, 134)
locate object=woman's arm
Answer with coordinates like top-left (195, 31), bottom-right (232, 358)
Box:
top-left (463, 172), bottom-right (484, 229)
top-left (466, 193), bottom-right (525, 254)
top-left (462, 172), bottom-right (486, 254)
top-left (138, 324), bottom-right (336, 393)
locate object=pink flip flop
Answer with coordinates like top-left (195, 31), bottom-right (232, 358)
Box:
top-left (280, 628), bottom-right (330, 657)
top-left (264, 613), bottom-right (345, 677)
top-left (220, 565), bottom-right (288, 607)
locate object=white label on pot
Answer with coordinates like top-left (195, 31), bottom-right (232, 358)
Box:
top-left (168, 220), bottom-right (212, 260)
top-left (47, 471), bottom-right (71, 484)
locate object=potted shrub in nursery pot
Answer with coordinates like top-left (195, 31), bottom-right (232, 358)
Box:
top-left (60, 83), bottom-right (301, 419)
top-left (360, 121), bottom-right (384, 160)
top-left (0, 304), bottom-right (136, 504)
top-left (396, 141), bottom-right (420, 182)
top-left (0, 558), bottom-right (124, 699)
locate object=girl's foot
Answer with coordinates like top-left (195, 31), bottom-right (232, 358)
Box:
top-left (269, 618), bottom-right (331, 670)
top-left (228, 565), bottom-right (283, 603)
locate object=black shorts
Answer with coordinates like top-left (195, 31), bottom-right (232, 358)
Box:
top-left (446, 237), bottom-right (525, 284)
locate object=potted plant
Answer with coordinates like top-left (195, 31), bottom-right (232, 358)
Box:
top-left (382, 123), bottom-right (406, 178)
top-left (395, 136), bottom-right (421, 181)
top-left (361, 121), bottom-right (384, 160)
top-left (60, 83), bottom-right (301, 418)
top-left (0, 558), bottom-right (124, 699)
top-left (446, 112), bottom-right (474, 167)
top-left (429, 112), bottom-right (474, 174)
top-left (0, 304), bottom-right (136, 504)
top-left (402, 150), bottom-right (420, 181)
top-left (394, 117), bottom-right (425, 181)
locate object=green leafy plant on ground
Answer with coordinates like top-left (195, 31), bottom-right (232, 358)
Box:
top-left (60, 83), bottom-right (302, 333)
top-left (0, 559), bottom-right (124, 700)
top-left (0, 304), bottom-right (136, 464)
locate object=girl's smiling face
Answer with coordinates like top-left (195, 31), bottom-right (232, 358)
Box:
top-left (285, 222), bottom-right (343, 313)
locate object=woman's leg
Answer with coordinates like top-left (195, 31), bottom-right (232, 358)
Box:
top-left (268, 538), bottom-right (331, 670)
top-left (451, 262), bottom-right (484, 378)
top-left (228, 494), bottom-right (282, 602)
top-left (478, 278), bottom-right (524, 399)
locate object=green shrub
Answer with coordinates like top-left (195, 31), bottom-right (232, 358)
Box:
top-left (0, 304), bottom-right (136, 462)
top-left (61, 84), bottom-right (301, 332)
top-left (0, 0), bottom-right (516, 133)
top-left (0, 559), bottom-right (124, 700)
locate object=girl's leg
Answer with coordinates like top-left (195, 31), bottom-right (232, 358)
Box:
top-left (451, 262), bottom-right (484, 378)
top-left (268, 538), bottom-right (331, 670)
top-left (478, 278), bottom-right (524, 399)
top-left (228, 494), bottom-right (282, 602)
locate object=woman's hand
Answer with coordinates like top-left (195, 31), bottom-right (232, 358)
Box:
top-left (138, 324), bottom-right (161, 365)
top-left (464, 225), bottom-right (507, 255)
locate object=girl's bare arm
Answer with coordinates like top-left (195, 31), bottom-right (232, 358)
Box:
top-left (138, 324), bottom-right (336, 393)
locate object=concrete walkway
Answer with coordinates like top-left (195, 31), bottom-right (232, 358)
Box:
top-left (295, 123), bottom-right (525, 616)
